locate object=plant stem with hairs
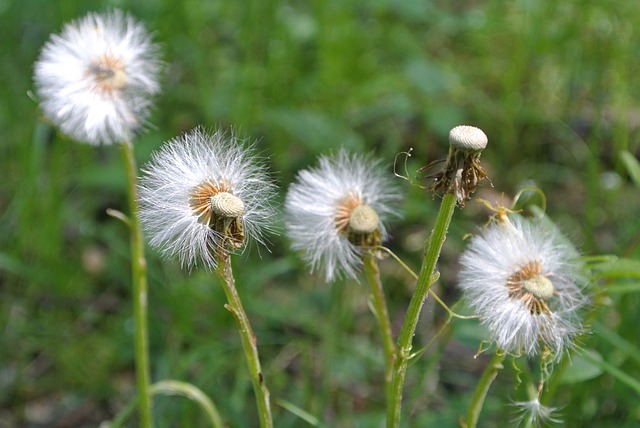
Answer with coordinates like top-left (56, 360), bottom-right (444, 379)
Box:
top-left (121, 140), bottom-right (153, 428)
top-left (215, 254), bottom-right (273, 428)
top-left (362, 254), bottom-right (396, 404)
top-left (465, 352), bottom-right (506, 427)
top-left (388, 192), bottom-right (458, 427)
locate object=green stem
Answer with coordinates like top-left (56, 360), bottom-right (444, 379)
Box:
top-left (362, 254), bottom-right (396, 405)
top-left (465, 352), bottom-right (506, 428)
top-left (215, 255), bottom-right (273, 428)
top-left (121, 141), bottom-right (152, 428)
top-left (387, 192), bottom-right (457, 427)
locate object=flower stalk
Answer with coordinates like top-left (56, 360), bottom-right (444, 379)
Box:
top-left (121, 140), bottom-right (153, 428)
top-left (387, 125), bottom-right (488, 426)
top-left (138, 128), bottom-right (277, 425)
top-left (388, 192), bottom-right (457, 427)
top-left (362, 254), bottom-right (396, 404)
top-left (215, 254), bottom-right (273, 428)
top-left (465, 352), bottom-right (506, 428)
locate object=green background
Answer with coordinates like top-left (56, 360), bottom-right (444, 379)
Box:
top-left (2, 0), bottom-right (639, 426)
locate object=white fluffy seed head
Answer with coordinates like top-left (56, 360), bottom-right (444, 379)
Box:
top-left (138, 127), bottom-right (277, 270)
top-left (458, 214), bottom-right (588, 360)
top-left (285, 149), bottom-right (402, 282)
top-left (33, 10), bottom-right (161, 145)
top-left (449, 125), bottom-right (488, 151)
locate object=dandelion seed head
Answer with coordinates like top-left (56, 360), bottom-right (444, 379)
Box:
top-left (33, 10), bottom-right (161, 145)
top-left (138, 127), bottom-right (277, 270)
top-left (285, 150), bottom-right (401, 282)
top-left (458, 214), bottom-right (588, 359)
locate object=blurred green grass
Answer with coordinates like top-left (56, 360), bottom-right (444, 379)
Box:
top-left (1, 0), bottom-right (640, 426)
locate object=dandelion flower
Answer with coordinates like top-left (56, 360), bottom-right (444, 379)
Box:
top-left (33, 9), bottom-right (161, 145)
top-left (458, 214), bottom-right (588, 359)
top-left (138, 127), bottom-right (277, 270)
top-left (512, 399), bottom-right (561, 427)
top-left (285, 150), bottom-right (401, 282)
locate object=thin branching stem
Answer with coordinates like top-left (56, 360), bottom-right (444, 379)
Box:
top-left (379, 246), bottom-right (477, 320)
top-left (362, 254), bottom-right (396, 405)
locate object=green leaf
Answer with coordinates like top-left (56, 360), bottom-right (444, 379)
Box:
top-left (593, 321), bottom-right (640, 366)
top-left (105, 380), bottom-right (224, 428)
top-left (620, 150), bottom-right (640, 188)
top-left (585, 256), bottom-right (640, 279)
top-left (605, 283), bottom-right (640, 294)
top-left (559, 349), bottom-right (604, 384)
top-left (578, 350), bottom-right (640, 396)
top-left (151, 380), bottom-right (224, 428)
top-left (276, 399), bottom-right (320, 426)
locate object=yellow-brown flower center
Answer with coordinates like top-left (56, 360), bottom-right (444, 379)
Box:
top-left (210, 192), bottom-right (245, 218)
top-left (335, 192), bottom-right (381, 248)
top-left (189, 179), bottom-right (245, 249)
top-left (89, 56), bottom-right (128, 92)
top-left (522, 275), bottom-right (555, 300)
top-left (348, 205), bottom-right (379, 234)
top-left (507, 260), bottom-right (556, 315)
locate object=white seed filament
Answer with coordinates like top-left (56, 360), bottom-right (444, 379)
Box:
top-left (348, 205), bottom-right (379, 234)
top-left (210, 192), bottom-right (244, 218)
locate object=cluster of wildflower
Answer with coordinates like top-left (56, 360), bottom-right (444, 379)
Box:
top-left (33, 9), bottom-right (592, 427)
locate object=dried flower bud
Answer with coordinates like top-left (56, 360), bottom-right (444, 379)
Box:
top-left (421, 125), bottom-right (489, 207)
top-left (449, 125), bottom-right (488, 151)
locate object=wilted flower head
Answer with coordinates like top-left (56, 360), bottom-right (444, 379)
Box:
top-left (33, 9), bottom-right (161, 145)
top-left (285, 150), bottom-right (401, 282)
top-left (422, 125), bottom-right (488, 207)
top-left (512, 398), bottom-right (561, 427)
top-left (458, 213), bottom-right (588, 359)
top-left (138, 127), bottom-right (277, 270)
